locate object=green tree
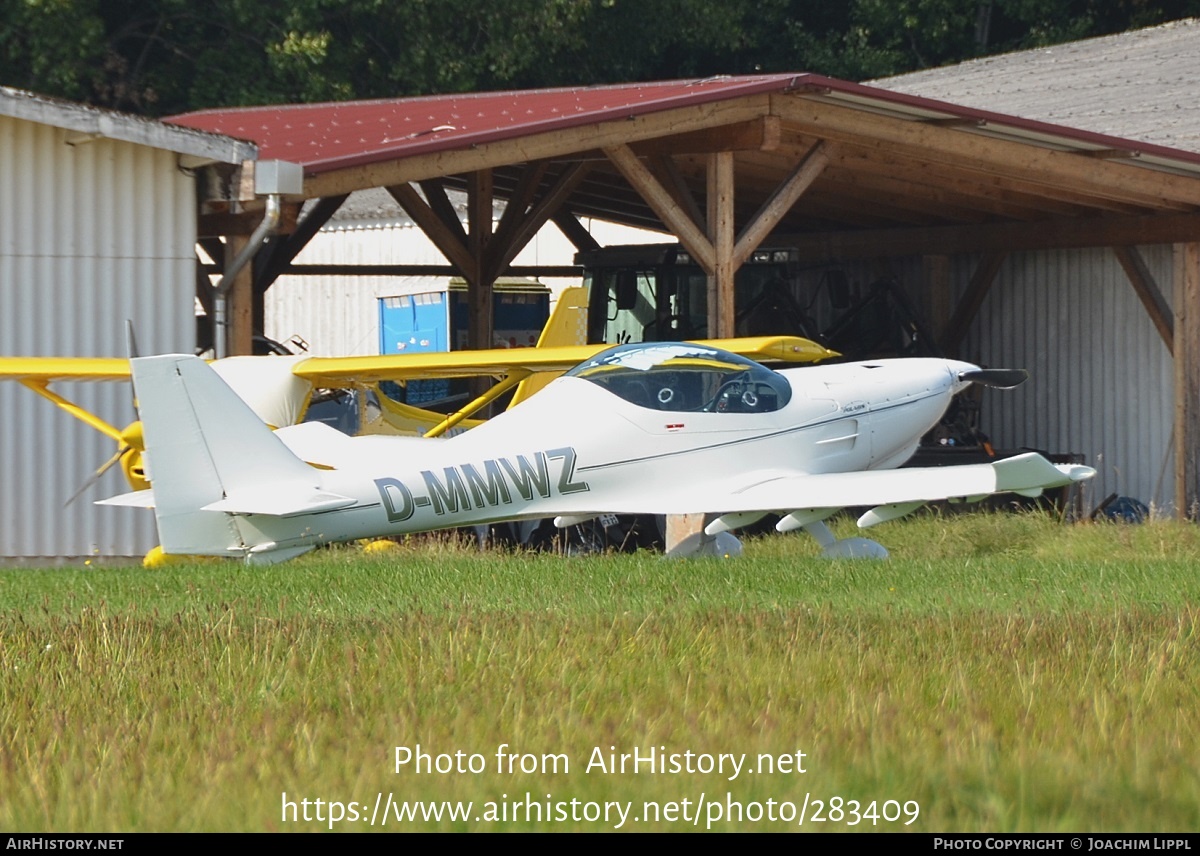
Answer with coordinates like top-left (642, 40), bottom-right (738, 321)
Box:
top-left (3, 0), bottom-right (1199, 115)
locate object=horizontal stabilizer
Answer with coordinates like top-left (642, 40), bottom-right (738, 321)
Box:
top-left (96, 489), bottom-right (156, 508)
top-left (202, 487), bottom-right (356, 518)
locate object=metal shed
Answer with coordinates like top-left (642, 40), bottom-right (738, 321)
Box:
top-left (0, 88), bottom-right (253, 559)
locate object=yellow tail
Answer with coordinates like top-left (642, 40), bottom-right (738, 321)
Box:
top-left (508, 286), bottom-right (589, 408)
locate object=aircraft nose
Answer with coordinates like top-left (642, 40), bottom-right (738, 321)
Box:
top-left (946, 359), bottom-right (982, 392)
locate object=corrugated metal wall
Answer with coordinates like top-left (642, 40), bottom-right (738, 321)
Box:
top-left (785, 248), bottom-right (1174, 512)
top-left (959, 246), bottom-right (1175, 513)
top-left (0, 116), bottom-right (196, 559)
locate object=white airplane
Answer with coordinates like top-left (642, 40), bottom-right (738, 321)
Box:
top-left (101, 340), bottom-right (1095, 563)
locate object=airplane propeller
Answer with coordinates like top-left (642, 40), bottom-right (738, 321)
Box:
top-left (958, 368), bottom-right (1029, 389)
top-left (64, 320), bottom-right (147, 506)
top-left (64, 422), bottom-right (144, 506)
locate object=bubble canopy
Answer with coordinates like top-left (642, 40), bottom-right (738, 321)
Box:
top-left (565, 342), bottom-right (793, 413)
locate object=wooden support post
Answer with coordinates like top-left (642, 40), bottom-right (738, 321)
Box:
top-left (1173, 242), bottom-right (1200, 518)
top-left (466, 169), bottom-right (495, 353)
top-left (706, 151), bottom-right (735, 338)
top-left (226, 235), bottom-right (255, 356)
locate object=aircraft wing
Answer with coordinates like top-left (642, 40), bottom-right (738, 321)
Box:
top-left (716, 453), bottom-right (1093, 522)
top-left (289, 335), bottom-right (835, 385)
top-left (0, 336), bottom-right (834, 443)
top-left (567, 453), bottom-right (1094, 527)
top-left (0, 357), bottom-right (131, 383)
top-left (0, 357), bottom-right (134, 442)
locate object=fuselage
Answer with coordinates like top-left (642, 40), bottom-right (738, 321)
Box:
top-left (235, 357), bottom-right (977, 554)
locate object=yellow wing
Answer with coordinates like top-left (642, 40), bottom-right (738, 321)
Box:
top-left (0, 357), bottom-right (132, 442)
top-left (1, 335), bottom-right (836, 442)
top-left (0, 357), bottom-right (132, 383)
top-left (291, 335), bottom-right (835, 385)
top-left (292, 333), bottom-right (837, 438)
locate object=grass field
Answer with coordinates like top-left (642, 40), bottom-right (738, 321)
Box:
top-left (1, 511), bottom-right (1198, 832)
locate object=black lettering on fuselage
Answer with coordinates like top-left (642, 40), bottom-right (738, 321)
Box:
top-left (546, 447), bottom-right (589, 495)
top-left (378, 448), bottom-right (589, 520)
top-left (462, 459), bottom-right (512, 507)
top-left (421, 467), bottom-right (471, 515)
top-left (500, 453), bottom-right (551, 501)
top-left (375, 477), bottom-right (414, 523)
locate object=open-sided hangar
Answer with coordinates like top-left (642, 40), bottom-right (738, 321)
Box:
top-left (169, 68), bottom-right (1200, 523)
top-left (6, 36), bottom-right (1200, 559)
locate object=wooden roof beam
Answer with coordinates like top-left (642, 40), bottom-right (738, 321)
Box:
top-left (605, 143), bottom-right (716, 274)
top-left (773, 95), bottom-right (1200, 210)
top-left (630, 116), bottom-right (782, 156)
top-left (487, 161), bottom-right (593, 277)
top-left (1114, 246), bottom-right (1173, 354)
top-left (417, 178), bottom-right (469, 241)
top-left (814, 145), bottom-right (1134, 218)
top-left (814, 170), bottom-right (1026, 223)
top-left (776, 212), bottom-right (1200, 261)
top-left (553, 211), bottom-right (602, 252)
top-left (387, 182), bottom-right (474, 275)
top-left (733, 141), bottom-right (828, 268)
top-left (304, 97), bottom-right (770, 198)
top-left (645, 155), bottom-right (706, 235)
top-left (255, 194), bottom-right (348, 292)
top-left (488, 160), bottom-right (552, 272)
top-left (778, 133), bottom-right (1160, 215)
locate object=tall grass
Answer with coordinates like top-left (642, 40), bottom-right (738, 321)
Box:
top-left (1, 512), bottom-right (1197, 831)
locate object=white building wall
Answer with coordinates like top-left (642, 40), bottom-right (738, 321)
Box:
top-left (265, 215), bottom-right (662, 357)
top-left (0, 115), bottom-right (196, 559)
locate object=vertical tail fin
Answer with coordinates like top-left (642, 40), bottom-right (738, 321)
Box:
top-left (128, 355), bottom-right (349, 559)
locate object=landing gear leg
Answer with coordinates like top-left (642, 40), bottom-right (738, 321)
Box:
top-left (802, 520), bottom-right (889, 559)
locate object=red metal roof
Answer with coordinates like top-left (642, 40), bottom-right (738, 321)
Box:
top-left (166, 75), bottom-right (809, 175)
top-left (166, 73), bottom-right (1200, 179)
